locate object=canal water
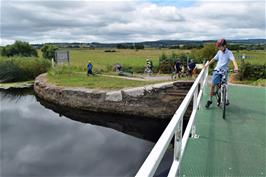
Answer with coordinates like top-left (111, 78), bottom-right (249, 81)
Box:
top-left (0, 89), bottom-right (173, 177)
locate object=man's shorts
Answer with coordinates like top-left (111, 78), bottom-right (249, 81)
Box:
top-left (212, 70), bottom-right (228, 85)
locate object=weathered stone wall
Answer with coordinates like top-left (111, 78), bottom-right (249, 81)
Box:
top-left (34, 73), bottom-right (193, 119)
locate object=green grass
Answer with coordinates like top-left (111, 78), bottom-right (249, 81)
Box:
top-left (47, 71), bottom-right (167, 89)
top-left (0, 80), bottom-right (34, 89)
top-left (232, 50), bottom-right (266, 65)
top-left (43, 48), bottom-right (265, 88)
top-left (67, 48), bottom-right (188, 72)
top-left (48, 49), bottom-right (265, 72)
top-left (35, 48), bottom-right (266, 72)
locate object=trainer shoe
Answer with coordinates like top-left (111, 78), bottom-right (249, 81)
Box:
top-left (226, 100), bottom-right (230, 106)
top-left (205, 100), bottom-right (212, 108)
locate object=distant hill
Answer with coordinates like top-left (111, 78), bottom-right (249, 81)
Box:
top-left (32, 39), bottom-right (266, 49)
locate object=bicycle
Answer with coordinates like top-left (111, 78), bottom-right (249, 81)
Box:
top-left (144, 66), bottom-right (153, 76)
top-left (214, 69), bottom-right (238, 119)
top-left (214, 69), bottom-right (228, 119)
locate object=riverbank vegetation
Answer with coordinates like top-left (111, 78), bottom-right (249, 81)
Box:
top-left (47, 46), bottom-right (265, 87)
top-left (0, 41), bottom-right (51, 83)
top-left (0, 57), bottom-right (51, 83)
top-left (1, 40), bottom-right (265, 87)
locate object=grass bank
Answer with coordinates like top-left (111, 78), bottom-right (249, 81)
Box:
top-left (47, 71), bottom-right (168, 90)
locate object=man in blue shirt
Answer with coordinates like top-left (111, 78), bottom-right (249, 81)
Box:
top-left (174, 60), bottom-right (181, 78)
top-left (87, 61), bottom-right (93, 76)
top-left (205, 39), bottom-right (238, 108)
top-left (188, 59), bottom-right (196, 77)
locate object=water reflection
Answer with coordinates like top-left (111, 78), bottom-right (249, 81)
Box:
top-left (0, 89), bottom-right (173, 177)
top-left (37, 96), bottom-right (171, 143)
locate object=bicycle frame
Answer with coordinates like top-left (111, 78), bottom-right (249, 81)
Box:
top-left (215, 70), bottom-right (228, 119)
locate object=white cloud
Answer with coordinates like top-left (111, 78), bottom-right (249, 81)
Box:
top-left (1, 0), bottom-right (265, 45)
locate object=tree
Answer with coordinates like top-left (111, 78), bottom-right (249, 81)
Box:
top-left (41, 44), bottom-right (58, 59)
top-left (0, 41), bottom-right (38, 57)
top-left (190, 43), bottom-right (217, 63)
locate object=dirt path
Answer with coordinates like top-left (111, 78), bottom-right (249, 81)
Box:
top-left (100, 74), bottom-right (173, 81)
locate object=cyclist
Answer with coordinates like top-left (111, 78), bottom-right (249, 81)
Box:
top-left (145, 59), bottom-right (153, 74)
top-left (174, 60), bottom-right (181, 78)
top-left (188, 59), bottom-right (196, 77)
top-left (205, 38), bottom-right (238, 108)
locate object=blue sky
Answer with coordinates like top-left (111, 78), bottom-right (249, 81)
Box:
top-left (1, 0), bottom-right (265, 45)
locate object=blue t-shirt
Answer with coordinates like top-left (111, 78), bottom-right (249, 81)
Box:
top-left (87, 63), bottom-right (93, 70)
top-left (214, 48), bottom-right (235, 71)
top-left (188, 62), bottom-right (196, 70)
top-left (175, 62), bottom-right (181, 70)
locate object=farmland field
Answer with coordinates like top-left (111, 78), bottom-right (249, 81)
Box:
top-left (40, 48), bottom-right (265, 88)
top-left (68, 48), bottom-right (189, 72)
top-left (43, 48), bottom-right (265, 72)
top-left (233, 50), bottom-right (266, 65)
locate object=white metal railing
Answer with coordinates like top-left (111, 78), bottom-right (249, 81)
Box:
top-left (135, 62), bottom-right (209, 177)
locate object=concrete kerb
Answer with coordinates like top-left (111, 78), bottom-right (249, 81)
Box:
top-left (34, 73), bottom-right (193, 118)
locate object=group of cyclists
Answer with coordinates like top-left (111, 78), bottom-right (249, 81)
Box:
top-left (144, 58), bottom-right (197, 78)
top-left (87, 38), bottom-right (238, 110)
top-left (143, 38), bottom-right (239, 110)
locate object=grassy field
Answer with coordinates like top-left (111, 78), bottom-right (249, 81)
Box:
top-left (34, 48), bottom-right (266, 69)
top-left (42, 48), bottom-right (266, 88)
top-left (233, 50), bottom-right (266, 65)
top-left (49, 49), bottom-right (265, 72)
top-left (47, 72), bottom-right (167, 89)
top-left (56, 48), bottom-right (189, 72)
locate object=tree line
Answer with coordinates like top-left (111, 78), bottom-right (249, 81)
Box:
top-left (0, 41), bottom-right (58, 59)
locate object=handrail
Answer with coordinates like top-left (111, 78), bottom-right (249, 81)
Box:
top-left (135, 62), bottom-right (209, 177)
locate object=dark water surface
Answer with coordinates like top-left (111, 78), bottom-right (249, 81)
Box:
top-left (0, 89), bottom-right (172, 177)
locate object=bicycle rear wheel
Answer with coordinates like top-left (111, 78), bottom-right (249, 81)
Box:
top-left (222, 86), bottom-right (226, 119)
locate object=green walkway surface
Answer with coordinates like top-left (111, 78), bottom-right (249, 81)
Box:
top-left (180, 85), bottom-right (266, 177)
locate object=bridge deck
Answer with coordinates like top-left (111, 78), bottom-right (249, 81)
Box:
top-left (180, 85), bottom-right (266, 176)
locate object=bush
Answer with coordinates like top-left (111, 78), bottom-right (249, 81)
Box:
top-left (41, 44), bottom-right (58, 59)
top-left (240, 62), bottom-right (266, 80)
top-left (1, 41), bottom-right (38, 57)
top-left (104, 49), bottom-right (116, 52)
top-left (0, 57), bottom-right (51, 83)
top-left (189, 43), bottom-right (217, 63)
top-left (158, 52), bottom-right (188, 74)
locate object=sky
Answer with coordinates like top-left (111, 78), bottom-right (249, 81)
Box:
top-left (0, 0), bottom-right (265, 45)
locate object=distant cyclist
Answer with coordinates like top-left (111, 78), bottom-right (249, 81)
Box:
top-left (187, 59), bottom-right (196, 77)
top-left (174, 60), bottom-right (181, 78)
top-left (145, 59), bottom-right (153, 75)
top-left (205, 38), bottom-right (239, 108)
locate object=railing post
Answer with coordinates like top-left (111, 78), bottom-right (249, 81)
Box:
top-left (174, 118), bottom-right (183, 176)
top-left (191, 85), bottom-right (199, 139)
top-left (135, 63), bottom-right (209, 177)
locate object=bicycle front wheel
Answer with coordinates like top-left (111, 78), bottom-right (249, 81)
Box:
top-left (222, 86), bottom-right (226, 119)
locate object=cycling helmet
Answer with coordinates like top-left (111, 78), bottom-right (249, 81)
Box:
top-left (216, 38), bottom-right (227, 47)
